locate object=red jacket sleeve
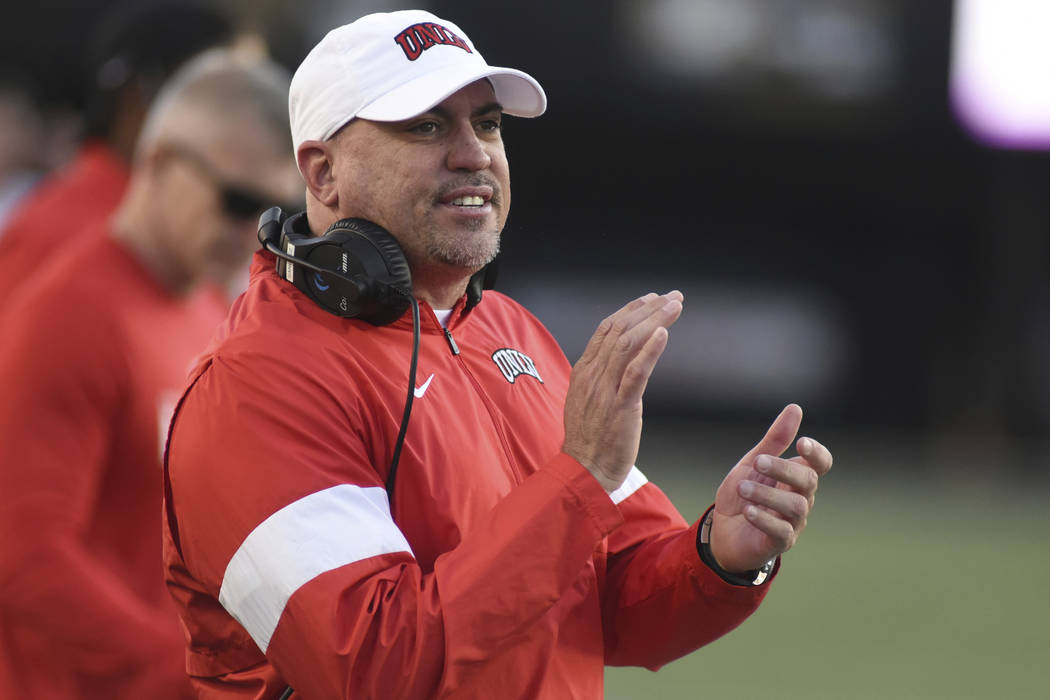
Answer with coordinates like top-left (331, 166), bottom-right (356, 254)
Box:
top-left (167, 350), bottom-right (625, 698)
top-left (600, 480), bottom-right (775, 669)
top-left (0, 296), bottom-right (191, 693)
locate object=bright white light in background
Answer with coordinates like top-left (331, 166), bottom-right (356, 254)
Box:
top-left (951, 0), bottom-right (1050, 149)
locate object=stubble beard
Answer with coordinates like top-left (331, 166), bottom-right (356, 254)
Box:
top-left (425, 218), bottom-right (501, 270)
top-left (421, 174), bottom-right (506, 269)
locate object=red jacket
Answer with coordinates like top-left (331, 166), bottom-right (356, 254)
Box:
top-left (0, 231), bottom-right (223, 698)
top-left (164, 250), bottom-right (774, 699)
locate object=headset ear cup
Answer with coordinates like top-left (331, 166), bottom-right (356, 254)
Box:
top-left (326, 218), bottom-right (412, 293)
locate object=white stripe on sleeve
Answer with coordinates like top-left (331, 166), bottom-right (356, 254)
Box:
top-left (609, 466), bottom-right (648, 505)
top-left (218, 484), bottom-right (413, 653)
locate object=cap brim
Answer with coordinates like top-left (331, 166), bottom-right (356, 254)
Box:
top-left (356, 63), bottom-right (546, 122)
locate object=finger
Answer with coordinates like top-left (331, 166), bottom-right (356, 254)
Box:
top-left (577, 293), bottom-right (682, 404)
top-left (575, 293), bottom-right (660, 367)
top-left (603, 297), bottom-right (682, 376)
top-left (755, 454), bottom-right (819, 499)
top-left (616, 325), bottom-right (669, 405)
top-left (796, 436), bottom-right (833, 476)
top-left (739, 479), bottom-right (809, 528)
top-left (599, 292), bottom-right (682, 356)
top-left (744, 404), bottom-right (803, 463)
top-left (743, 504), bottom-right (795, 551)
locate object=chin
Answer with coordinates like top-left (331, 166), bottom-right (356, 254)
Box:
top-left (433, 243), bottom-right (499, 270)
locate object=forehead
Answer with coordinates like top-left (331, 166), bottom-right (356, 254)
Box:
top-left (204, 123), bottom-right (298, 191)
top-left (354, 79), bottom-right (500, 131)
top-left (332, 79), bottom-right (500, 151)
top-left (210, 122), bottom-right (287, 172)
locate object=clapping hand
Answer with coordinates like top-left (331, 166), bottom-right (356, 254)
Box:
top-left (709, 404), bottom-right (833, 574)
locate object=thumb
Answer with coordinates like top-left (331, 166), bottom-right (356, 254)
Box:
top-left (744, 403), bottom-right (803, 461)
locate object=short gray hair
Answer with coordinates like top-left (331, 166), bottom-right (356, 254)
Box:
top-left (137, 48), bottom-right (292, 158)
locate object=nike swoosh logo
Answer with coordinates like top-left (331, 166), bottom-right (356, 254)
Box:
top-left (414, 374), bottom-right (435, 399)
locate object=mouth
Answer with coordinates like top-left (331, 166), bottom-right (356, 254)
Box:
top-left (448, 194), bottom-right (486, 207)
top-left (439, 183), bottom-right (496, 214)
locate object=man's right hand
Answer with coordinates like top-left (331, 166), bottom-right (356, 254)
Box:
top-left (562, 291), bottom-right (684, 493)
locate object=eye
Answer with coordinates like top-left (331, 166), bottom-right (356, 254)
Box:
top-left (409, 120), bottom-right (440, 135)
top-left (477, 117), bottom-right (503, 134)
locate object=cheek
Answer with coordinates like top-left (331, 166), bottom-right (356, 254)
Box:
top-left (163, 170), bottom-right (218, 228)
top-left (184, 205), bottom-right (223, 253)
top-left (342, 164), bottom-right (421, 230)
top-left (492, 148), bottom-right (510, 194)
top-left (494, 152), bottom-right (511, 221)
top-left (174, 199), bottom-right (226, 263)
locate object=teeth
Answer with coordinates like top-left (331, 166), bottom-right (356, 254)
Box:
top-left (451, 195), bottom-right (485, 206)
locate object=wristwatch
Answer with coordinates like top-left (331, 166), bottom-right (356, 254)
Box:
top-left (697, 507), bottom-right (776, 587)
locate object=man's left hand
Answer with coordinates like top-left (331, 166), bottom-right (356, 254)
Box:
top-left (709, 404), bottom-right (833, 574)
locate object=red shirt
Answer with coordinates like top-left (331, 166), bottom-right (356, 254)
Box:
top-left (0, 142), bottom-right (128, 304)
top-left (0, 229), bottom-right (225, 698)
top-left (164, 251), bottom-right (774, 699)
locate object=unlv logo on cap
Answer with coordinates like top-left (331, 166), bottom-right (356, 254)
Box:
top-left (393, 22), bottom-right (472, 61)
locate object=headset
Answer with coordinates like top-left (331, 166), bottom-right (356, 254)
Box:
top-left (257, 207), bottom-right (419, 509)
top-left (258, 208), bottom-right (494, 700)
top-left (257, 206), bottom-right (495, 321)
top-left (257, 207), bottom-right (414, 325)
top-left (257, 208), bottom-right (496, 507)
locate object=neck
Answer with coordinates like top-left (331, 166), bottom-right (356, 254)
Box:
top-left (303, 202), bottom-right (479, 309)
top-left (410, 264), bottom-right (472, 310)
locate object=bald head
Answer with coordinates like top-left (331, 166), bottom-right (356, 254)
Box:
top-left (137, 48), bottom-right (291, 161)
top-left (113, 49), bottom-right (303, 296)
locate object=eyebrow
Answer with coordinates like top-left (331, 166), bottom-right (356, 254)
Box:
top-left (473, 102), bottom-right (504, 118)
top-left (425, 101), bottom-right (504, 120)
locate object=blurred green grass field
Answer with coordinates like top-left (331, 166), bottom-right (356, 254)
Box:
top-left (605, 422), bottom-right (1050, 700)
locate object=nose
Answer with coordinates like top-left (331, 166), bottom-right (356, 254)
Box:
top-left (445, 123), bottom-right (491, 172)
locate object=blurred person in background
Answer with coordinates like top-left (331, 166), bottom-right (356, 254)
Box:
top-left (0, 0), bottom-right (235, 304)
top-left (0, 49), bottom-right (301, 698)
top-left (163, 10), bottom-right (833, 698)
top-left (0, 71), bottom-right (60, 229)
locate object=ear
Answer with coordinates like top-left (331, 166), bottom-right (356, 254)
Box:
top-left (134, 142), bottom-right (173, 185)
top-left (297, 140), bottom-right (338, 207)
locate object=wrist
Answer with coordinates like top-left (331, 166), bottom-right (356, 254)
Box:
top-left (562, 451), bottom-right (624, 493)
top-left (697, 506), bottom-right (775, 587)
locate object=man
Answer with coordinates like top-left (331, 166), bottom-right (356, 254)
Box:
top-left (0, 1), bottom-right (235, 304)
top-left (163, 10), bottom-right (833, 698)
top-left (0, 51), bottom-right (302, 698)
top-left (0, 71), bottom-right (52, 230)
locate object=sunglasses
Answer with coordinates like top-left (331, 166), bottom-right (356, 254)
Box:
top-left (163, 143), bottom-right (294, 220)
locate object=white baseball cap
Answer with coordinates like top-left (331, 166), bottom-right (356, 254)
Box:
top-left (289, 10), bottom-right (547, 154)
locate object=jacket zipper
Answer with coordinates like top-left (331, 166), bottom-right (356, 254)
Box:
top-left (443, 328), bottom-right (460, 355)
top-left (441, 326), bottom-right (523, 483)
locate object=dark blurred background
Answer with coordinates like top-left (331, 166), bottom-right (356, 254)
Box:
top-left (5, 3), bottom-right (1049, 697)
top-left (5, 0), bottom-right (1050, 446)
